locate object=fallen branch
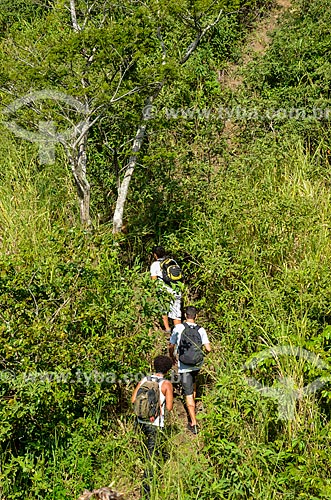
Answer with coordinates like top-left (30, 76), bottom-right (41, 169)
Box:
top-left (77, 487), bottom-right (124, 500)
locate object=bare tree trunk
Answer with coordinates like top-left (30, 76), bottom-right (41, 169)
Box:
top-left (63, 119), bottom-right (92, 228)
top-left (112, 124), bottom-right (147, 233)
top-left (112, 100), bottom-right (152, 234)
top-left (69, 0), bottom-right (91, 227)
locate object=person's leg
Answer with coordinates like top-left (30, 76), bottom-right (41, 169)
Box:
top-left (156, 285), bottom-right (171, 333)
top-left (186, 394), bottom-right (197, 426)
top-left (141, 424), bottom-right (158, 499)
top-left (180, 371), bottom-right (196, 427)
top-left (180, 371), bottom-right (200, 431)
top-left (193, 381), bottom-right (197, 400)
top-left (162, 315), bottom-right (171, 332)
top-left (144, 424), bottom-right (158, 457)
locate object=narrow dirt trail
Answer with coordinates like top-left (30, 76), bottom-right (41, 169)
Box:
top-left (218, 0), bottom-right (292, 146)
top-left (219, 0), bottom-right (292, 91)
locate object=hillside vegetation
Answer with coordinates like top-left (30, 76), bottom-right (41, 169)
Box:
top-left (0, 0), bottom-right (331, 498)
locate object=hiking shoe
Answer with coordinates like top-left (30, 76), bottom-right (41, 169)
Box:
top-left (187, 423), bottom-right (198, 435)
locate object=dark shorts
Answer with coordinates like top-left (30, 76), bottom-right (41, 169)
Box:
top-left (179, 370), bottom-right (199, 396)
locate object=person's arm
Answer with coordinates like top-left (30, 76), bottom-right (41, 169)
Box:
top-left (131, 381), bottom-right (141, 404)
top-left (168, 343), bottom-right (177, 365)
top-left (204, 342), bottom-right (211, 353)
top-left (163, 380), bottom-right (173, 412)
top-left (200, 327), bottom-right (211, 354)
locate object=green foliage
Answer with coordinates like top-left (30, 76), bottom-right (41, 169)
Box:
top-left (0, 0), bottom-right (47, 35)
top-left (0, 143), bottom-right (160, 495)
top-left (3, 0), bottom-right (331, 498)
top-left (0, 0), bottom-right (267, 227)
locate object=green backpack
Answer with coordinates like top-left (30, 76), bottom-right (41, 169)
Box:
top-left (133, 376), bottom-right (162, 422)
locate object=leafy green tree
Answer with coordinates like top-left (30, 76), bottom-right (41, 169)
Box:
top-left (0, 0), bottom-right (255, 229)
top-left (0, 0), bottom-right (162, 226)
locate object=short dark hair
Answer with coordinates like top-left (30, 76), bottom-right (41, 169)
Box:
top-left (154, 355), bottom-right (172, 374)
top-left (185, 306), bottom-right (197, 319)
top-left (152, 246), bottom-right (166, 259)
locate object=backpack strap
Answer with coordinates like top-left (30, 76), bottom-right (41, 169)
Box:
top-left (156, 258), bottom-right (167, 282)
top-left (148, 375), bottom-right (165, 390)
top-left (149, 375), bottom-right (166, 410)
top-left (181, 323), bottom-right (201, 344)
top-left (182, 322), bottom-right (201, 333)
top-left (149, 375), bottom-right (164, 382)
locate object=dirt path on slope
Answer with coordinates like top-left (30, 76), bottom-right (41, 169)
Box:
top-left (217, 0), bottom-right (292, 148)
top-left (219, 0), bottom-right (292, 92)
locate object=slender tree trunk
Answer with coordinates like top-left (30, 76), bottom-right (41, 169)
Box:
top-left (112, 119), bottom-right (149, 234)
top-left (112, 92), bottom-right (160, 234)
top-left (69, 0), bottom-right (91, 227)
top-left (68, 126), bottom-right (92, 228)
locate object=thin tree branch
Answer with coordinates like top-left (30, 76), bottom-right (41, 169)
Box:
top-left (157, 27), bottom-right (167, 64)
top-left (109, 59), bottom-right (137, 102)
top-left (180, 9), bottom-right (223, 65)
top-left (81, 0), bottom-right (98, 29)
top-left (110, 85), bottom-right (142, 104)
top-left (70, 0), bottom-right (81, 32)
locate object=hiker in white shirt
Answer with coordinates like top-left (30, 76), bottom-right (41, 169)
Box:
top-left (169, 306), bottom-right (211, 434)
top-left (150, 245), bottom-right (182, 335)
top-left (132, 356), bottom-right (173, 498)
top-left (132, 355), bottom-right (173, 454)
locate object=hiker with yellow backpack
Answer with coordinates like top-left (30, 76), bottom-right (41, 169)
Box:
top-left (150, 246), bottom-right (183, 336)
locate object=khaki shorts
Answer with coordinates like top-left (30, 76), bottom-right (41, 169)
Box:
top-left (168, 295), bottom-right (181, 320)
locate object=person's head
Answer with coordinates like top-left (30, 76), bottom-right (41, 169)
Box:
top-left (152, 245), bottom-right (166, 259)
top-left (154, 355), bottom-right (173, 375)
top-left (185, 306), bottom-right (197, 320)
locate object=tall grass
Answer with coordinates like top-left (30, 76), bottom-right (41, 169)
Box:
top-left (0, 133), bottom-right (78, 258)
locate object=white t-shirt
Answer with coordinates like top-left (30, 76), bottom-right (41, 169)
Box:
top-left (150, 259), bottom-right (163, 279)
top-left (170, 322), bottom-right (209, 373)
top-left (150, 259), bottom-right (181, 299)
top-left (137, 375), bottom-right (166, 427)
